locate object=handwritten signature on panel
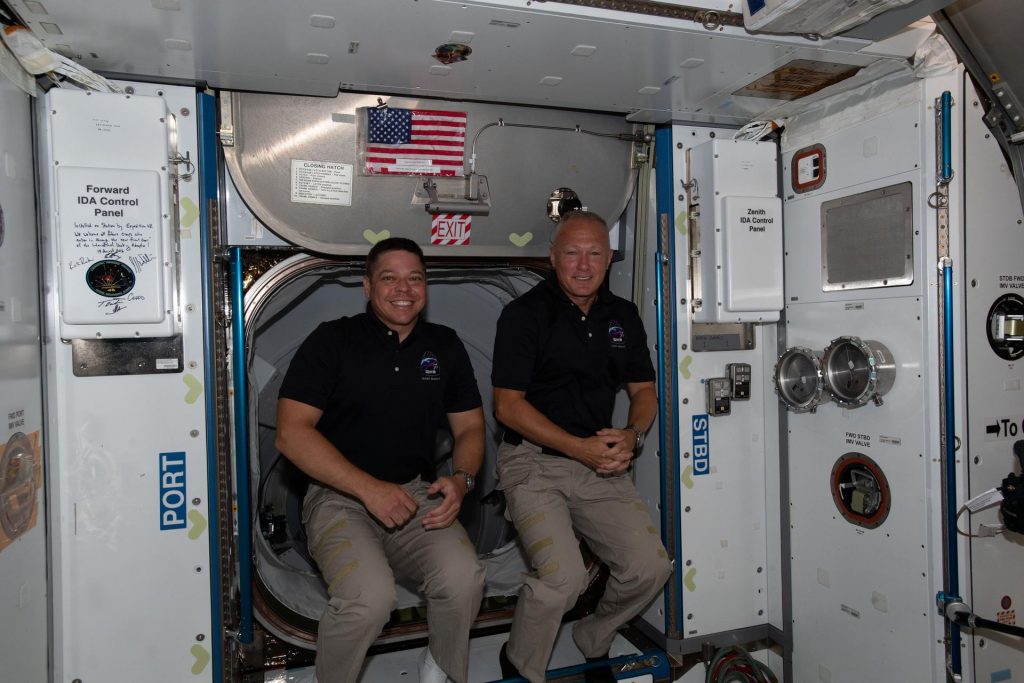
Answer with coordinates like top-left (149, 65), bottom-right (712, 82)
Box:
top-left (97, 292), bottom-right (146, 315)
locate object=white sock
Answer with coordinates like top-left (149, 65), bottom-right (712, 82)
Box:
top-left (418, 647), bottom-right (448, 683)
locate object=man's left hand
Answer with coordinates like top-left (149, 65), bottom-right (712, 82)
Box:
top-left (422, 475), bottom-right (467, 530)
top-left (594, 428), bottom-right (636, 475)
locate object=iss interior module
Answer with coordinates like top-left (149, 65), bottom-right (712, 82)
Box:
top-left (222, 89), bottom-right (640, 648)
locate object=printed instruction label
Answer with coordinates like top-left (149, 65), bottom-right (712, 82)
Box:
top-left (290, 159), bottom-right (353, 206)
top-left (845, 432), bottom-right (871, 448)
top-left (692, 414), bottom-right (710, 476)
top-left (879, 435), bottom-right (902, 446)
top-left (998, 273), bottom-right (1024, 290)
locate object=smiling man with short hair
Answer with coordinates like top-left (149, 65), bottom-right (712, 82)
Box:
top-left (276, 237), bottom-right (485, 683)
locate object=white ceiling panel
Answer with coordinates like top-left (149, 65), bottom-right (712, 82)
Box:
top-left (10, 0), bottom-right (920, 123)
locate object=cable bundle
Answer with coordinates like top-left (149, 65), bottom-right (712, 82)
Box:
top-left (705, 646), bottom-right (778, 683)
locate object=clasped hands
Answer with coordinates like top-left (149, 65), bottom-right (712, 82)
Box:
top-left (575, 428), bottom-right (637, 476)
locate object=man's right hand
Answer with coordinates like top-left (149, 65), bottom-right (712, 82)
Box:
top-left (361, 480), bottom-right (418, 529)
top-left (571, 435), bottom-right (623, 473)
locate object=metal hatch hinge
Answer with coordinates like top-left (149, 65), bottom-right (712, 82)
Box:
top-left (218, 95), bottom-right (234, 147)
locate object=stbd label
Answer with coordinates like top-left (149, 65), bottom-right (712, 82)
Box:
top-left (692, 414), bottom-right (710, 476)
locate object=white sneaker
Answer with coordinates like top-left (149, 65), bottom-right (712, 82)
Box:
top-left (418, 647), bottom-right (449, 683)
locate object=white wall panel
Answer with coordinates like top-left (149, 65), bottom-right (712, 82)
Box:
top-left (39, 83), bottom-right (212, 683)
top-left (961, 76), bottom-right (1024, 683)
top-left (0, 72), bottom-right (47, 683)
top-left (780, 73), bottom-right (963, 682)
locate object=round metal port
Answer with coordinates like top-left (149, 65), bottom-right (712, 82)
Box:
top-left (986, 293), bottom-right (1024, 361)
top-left (773, 346), bottom-right (827, 413)
top-left (830, 452), bottom-right (891, 529)
top-left (1, 432), bottom-right (38, 541)
top-left (822, 336), bottom-right (895, 408)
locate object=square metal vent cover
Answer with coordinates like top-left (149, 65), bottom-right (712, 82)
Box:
top-left (820, 181), bottom-right (913, 291)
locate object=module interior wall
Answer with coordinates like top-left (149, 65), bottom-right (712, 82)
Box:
top-left (669, 124), bottom-right (775, 640)
top-left (41, 83), bottom-right (213, 683)
top-left (779, 74), bottom-right (958, 682)
top-left (0, 72), bottom-right (47, 683)
top-left (961, 78), bottom-right (1024, 683)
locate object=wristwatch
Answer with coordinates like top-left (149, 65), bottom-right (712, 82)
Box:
top-left (453, 469), bottom-right (476, 492)
top-left (625, 424), bottom-right (645, 450)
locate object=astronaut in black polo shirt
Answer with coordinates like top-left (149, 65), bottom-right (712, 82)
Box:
top-left (491, 211), bottom-right (672, 683)
top-left (276, 238), bottom-right (485, 683)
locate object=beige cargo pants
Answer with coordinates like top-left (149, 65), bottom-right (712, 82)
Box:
top-left (498, 441), bottom-right (673, 683)
top-left (303, 478), bottom-right (485, 683)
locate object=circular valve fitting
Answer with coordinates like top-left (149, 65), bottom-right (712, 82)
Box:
top-left (830, 452), bottom-right (891, 529)
top-left (773, 346), bottom-right (828, 413)
top-left (822, 336), bottom-right (895, 408)
top-left (1, 433), bottom-right (37, 541)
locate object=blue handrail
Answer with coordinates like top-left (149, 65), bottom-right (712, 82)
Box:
top-left (654, 126), bottom-right (684, 635)
top-left (230, 247), bottom-right (254, 643)
top-left (942, 260), bottom-right (960, 676)
top-left (940, 91), bottom-right (953, 183)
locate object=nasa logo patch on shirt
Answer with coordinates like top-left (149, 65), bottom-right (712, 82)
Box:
top-left (608, 320), bottom-right (626, 348)
top-left (420, 351), bottom-right (440, 380)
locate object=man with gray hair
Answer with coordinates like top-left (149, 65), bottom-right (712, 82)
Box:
top-left (492, 211), bottom-right (672, 682)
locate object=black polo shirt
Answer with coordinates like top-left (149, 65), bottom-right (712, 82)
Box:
top-left (279, 308), bottom-right (482, 484)
top-left (492, 274), bottom-right (655, 441)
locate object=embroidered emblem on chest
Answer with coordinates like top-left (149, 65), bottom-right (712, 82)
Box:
top-left (420, 351), bottom-right (440, 379)
top-left (608, 320), bottom-right (626, 348)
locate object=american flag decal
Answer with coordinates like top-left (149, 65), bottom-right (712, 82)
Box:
top-left (431, 213), bottom-right (472, 246)
top-left (365, 108), bottom-right (466, 176)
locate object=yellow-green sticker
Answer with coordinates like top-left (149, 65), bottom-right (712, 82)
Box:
top-left (190, 644), bottom-right (210, 674)
top-left (363, 229), bottom-right (391, 244)
top-left (679, 355), bottom-right (693, 380)
top-left (681, 464), bottom-right (694, 490)
top-left (180, 197), bottom-right (200, 229)
top-left (509, 232), bottom-right (533, 248)
top-left (183, 374), bottom-right (203, 404)
top-left (188, 510), bottom-right (207, 540)
top-left (675, 211), bottom-right (688, 235)
top-left (684, 567), bottom-right (697, 592)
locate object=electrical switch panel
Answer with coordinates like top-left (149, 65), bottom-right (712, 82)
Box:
top-left (706, 377), bottom-right (733, 416)
top-left (727, 362), bottom-right (752, 400)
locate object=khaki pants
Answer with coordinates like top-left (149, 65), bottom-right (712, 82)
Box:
top-left (303, 478), bottom-right (485, 683)
top-left (497, 441), bottom-right (673, 683)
